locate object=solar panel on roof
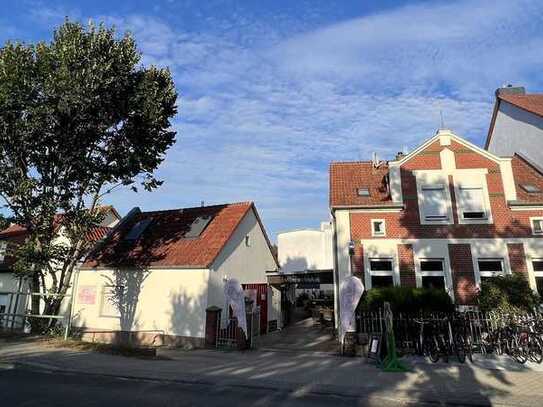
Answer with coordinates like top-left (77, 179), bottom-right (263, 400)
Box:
top-left (124, 219), bottom-right (152, 240)
top-left (185, 215), bottom-right (213, 238)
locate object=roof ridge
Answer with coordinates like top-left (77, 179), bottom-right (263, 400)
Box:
top-left (330, 160), bottom-right (388, 166)
top-left (141, 201), bottom-right (253, 215)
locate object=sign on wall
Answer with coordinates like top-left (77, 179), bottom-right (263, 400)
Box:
top-left (78, 286), bottom-right (97, 305)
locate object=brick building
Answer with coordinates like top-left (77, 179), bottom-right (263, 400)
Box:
top-left (330, 129), bottom-right (543, 313)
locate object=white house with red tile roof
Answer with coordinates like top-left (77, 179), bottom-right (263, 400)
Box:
top-left (0, 206), bottom-right (121, 329)
top-left (330, 129), bottom-right (543, 329)
top-left (486, 86), bottom-right (543, 168)
top-left (72, 202), bottom-right (279, 347)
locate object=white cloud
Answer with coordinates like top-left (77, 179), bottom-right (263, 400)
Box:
top-left (4, 1), bottom-right (543, 239)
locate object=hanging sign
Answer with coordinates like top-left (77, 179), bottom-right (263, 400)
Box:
top-left (339, 276), bottom-right (365, 343)
top-left (223, 279), bottom-right (247, 337)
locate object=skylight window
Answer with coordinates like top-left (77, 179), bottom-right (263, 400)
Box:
top-left (520, 184), bottom-right (541, 193)
top-left (185, 215), bottom-right (213, 238)
top-left (357, 187), bottom-right (370, 197)
top-left (124, 219), bottom-right (152, 241)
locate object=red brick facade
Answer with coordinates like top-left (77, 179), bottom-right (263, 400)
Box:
top-left (398, 244), bottom-right (416, 287)
top-left (349, 140), bottom-right (543, 241)
top-left (352, 242), bottom-right (364, 277)
top-left (507, 243), bottom-right (528, 277)
top-left (331, 132), bottom-right (543, 304)
top-left (448, 244), bottom-right (478, 305)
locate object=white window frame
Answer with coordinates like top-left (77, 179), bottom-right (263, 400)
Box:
top-left (100, 285), bottom-right (123, 318)
top-left (420, 184), bottom-right (451, 223)
top-left (367, 257), bottom-right (396, 289)
top-left (371, 219), bottom-right (386, 237)
top-left (414, 171), bottom-right (453, 225)
top-left (476, 258), bottom-right (506, 280)
top-left (530, 217), bottom-right (543, 236)
top-left (454, 179), bottom-right (493, 225)
top-left (416, 258), bottom-right (450, 292)
top-left (531, 258), bottom-right (543, 277)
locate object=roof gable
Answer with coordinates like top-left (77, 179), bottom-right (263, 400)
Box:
top-left (392, 130), bottom-right (504, 168)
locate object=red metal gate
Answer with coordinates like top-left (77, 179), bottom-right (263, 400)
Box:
top-left (243, 283), bottom-right (268, 334)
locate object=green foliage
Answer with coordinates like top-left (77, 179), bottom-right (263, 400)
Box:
top-left (360, 286), bottom-right (454, 313)
top-left (0, 213), bottom-right (14, 230)
top-left (478, 273), bottom-right (540, 313)
top-left (0, 20), bottom-right (178, 324)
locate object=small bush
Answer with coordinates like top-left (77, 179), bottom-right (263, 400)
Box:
top-left (360, 286), bottom-right (454, 313)
top-left (478, 273), bottom-right (540, 313)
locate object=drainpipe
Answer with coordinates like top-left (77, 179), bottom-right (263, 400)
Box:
top-left (331, 209), bottom-right (340, 331)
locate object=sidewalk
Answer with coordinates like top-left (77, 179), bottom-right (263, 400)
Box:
top-left (1, 337), bottom-right (543, 406)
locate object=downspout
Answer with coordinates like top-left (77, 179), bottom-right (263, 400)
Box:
top-left (331, 209), bottom-right (340, 331)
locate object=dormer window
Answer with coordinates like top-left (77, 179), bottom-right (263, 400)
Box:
top-left (357, 187), bottom-right (370, 197)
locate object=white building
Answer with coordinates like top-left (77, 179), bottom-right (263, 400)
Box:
top-left (486, 86), bottom-right (543, 168)
top-left (0, 206), bottom-right (121, 329)
top-left (73, 202), bottom-right (279, 347)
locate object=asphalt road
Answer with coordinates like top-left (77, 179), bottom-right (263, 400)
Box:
top-left (0, 363), bottom-right (428, 407)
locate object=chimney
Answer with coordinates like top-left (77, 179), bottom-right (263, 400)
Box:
top-left (496, 84), bottom-right (525, 97)
top-left (395, 151), bottom-right (405, 160)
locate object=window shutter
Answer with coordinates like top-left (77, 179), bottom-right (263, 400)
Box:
top-left (422, 185), bottom-right (448, 220)
top-left (459, 186), bottom-right (485, 218)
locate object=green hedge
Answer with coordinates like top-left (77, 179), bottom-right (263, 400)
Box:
top-left (360, 286), bottom-right (454, 313)
top-left (478, 273), bottom-right (540, 313)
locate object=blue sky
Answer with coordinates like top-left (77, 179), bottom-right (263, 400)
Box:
top-left (2, 0), bottom-right (543, 240)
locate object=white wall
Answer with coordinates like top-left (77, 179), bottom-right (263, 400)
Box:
top-left (489, 101), bottom-right (543, 165)
top-left (207, 208), bottom-right (277, 310)
top-left (72, 267), bottom-right (210, 339)
top-left (333, 210), bottom-right (352, 328)
top-left (0, 273), bottom-right (29, 328)
top-left (277, 222), bottom-right (333, 273)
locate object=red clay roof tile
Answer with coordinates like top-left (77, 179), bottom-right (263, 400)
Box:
top-left (499, 93), bottom-right (543, 118)
top-left (329, 161), bottom-right (391, 207)
top-left (83, 202), bottom-right (255, 269)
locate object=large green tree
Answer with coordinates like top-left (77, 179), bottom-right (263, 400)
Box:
top-left (0, 20), bottom-right (177, 330)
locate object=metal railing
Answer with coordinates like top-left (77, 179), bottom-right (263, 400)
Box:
top-left (0, 289), bottom-right (72, 338)
top-left (356, 308), bottom-right (543, 356)
top-left (216, 307), bottom-right (260, 350)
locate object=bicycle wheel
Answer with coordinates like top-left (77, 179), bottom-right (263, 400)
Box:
top-left (511, 337), bottom-right (528, 364)
top-left (529, 335), bottom-right (543, 364)
top-left (427, 337), bottom-right (440, 363)
top-left (465, 334), bottom-right (474, 363)
top-left (454, 333), bottom-right (466, 363)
